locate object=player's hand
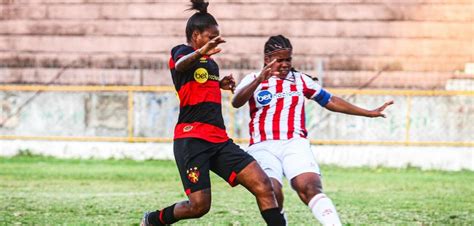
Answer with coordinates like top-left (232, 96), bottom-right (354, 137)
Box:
top-left (257, 59), bottom-right (279, 82)
top-left (199, 36), bottom-right (226, 56)
top-left (368, 100), bottom-right (394, 118)
top-left (220, 74), bottom-right (236, 93)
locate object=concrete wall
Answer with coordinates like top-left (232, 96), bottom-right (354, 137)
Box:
top-left (1, 140), bottom-right (472, 171)
top-left (1, 89), bottom-right (472, 170)
top-left (1, 90), bottom-right (473, 143)
top-left (0, 90), bottom-right (179, 138)
top-left (1, 0), bottom-right (473, 88)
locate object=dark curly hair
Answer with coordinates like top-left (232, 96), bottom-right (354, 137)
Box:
top-left (264, 35), bottom-right (293, 56)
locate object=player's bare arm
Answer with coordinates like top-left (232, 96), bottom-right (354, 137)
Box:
top-left (325, 96), bottom-right (394, 118)
top-left (175, 36), bottom-right (226, 72)
top-left (231, 59), bottom-right (277, 108)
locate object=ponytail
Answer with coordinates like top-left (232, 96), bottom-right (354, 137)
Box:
top-left (185, 0), bottom-right (218, 42)
top-left (188, 0), bottom-right (209, 13)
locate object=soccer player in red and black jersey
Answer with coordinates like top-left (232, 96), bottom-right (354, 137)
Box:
top-left (140, 1), bottom-right (286, 226)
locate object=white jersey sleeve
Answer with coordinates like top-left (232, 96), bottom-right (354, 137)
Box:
top-left (235, 72), bottom-right (258, 95)
top-left (300, 73), bottom-right (332, 107)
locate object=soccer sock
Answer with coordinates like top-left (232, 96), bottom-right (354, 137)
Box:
top-left (261, 207), bottom-right (286, 226)
top-left (147, 203), bottom-right (178, 225)
top-left (308, 193), bottom-right (341, 226)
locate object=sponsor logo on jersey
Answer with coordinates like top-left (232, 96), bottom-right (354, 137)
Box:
top-left (194, 68), bottom-right (209, 83)
top-left (194, 68), bottom-right (218, 83)
top-left (274, 91), bottom-right (303, 99)
top-left (187, 167), bottom-right (200, 183)
top-left (256, 90), bottom-right (273, 106)
top-left (208, 74), bottom-right (219, 81)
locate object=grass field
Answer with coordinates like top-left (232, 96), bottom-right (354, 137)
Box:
top-left (0, 154), bottom-right (473, 225)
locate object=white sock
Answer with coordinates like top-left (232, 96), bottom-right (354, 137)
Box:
top-left (308, 193), bottom-right (342, 226)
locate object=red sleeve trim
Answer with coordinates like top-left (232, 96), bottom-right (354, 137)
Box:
top-left (169, 57), bottom-right (175, 70)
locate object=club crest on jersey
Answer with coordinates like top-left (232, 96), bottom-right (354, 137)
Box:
top-left (194, 68), bottom-right (209, 83)
top-left (183, 125), bottom-right (193, 132)
top-left (187, 167), bottom-right (200, 184)
top-left (256, 90), bottom-right (273, 106)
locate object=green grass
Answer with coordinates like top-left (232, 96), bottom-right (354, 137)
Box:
top-left (0, 155), bottom-right (473, 225)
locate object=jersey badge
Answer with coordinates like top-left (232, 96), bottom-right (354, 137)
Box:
top-left (187, 167), bottom-right (200, 184)
top-left (183, 125), bottom-right (193, 132)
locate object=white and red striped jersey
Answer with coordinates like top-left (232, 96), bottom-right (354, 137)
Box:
top-left (235, 71), bottom-right (332, 145)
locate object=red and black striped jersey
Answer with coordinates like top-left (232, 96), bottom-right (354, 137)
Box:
top-left (169, 44), bottom-right (229, 143)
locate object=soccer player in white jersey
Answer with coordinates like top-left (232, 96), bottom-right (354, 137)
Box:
top-left (232, 35), bottom-right (393, 225)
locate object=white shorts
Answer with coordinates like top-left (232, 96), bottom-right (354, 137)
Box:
top-left (247, 137), bottom-right (321, 186)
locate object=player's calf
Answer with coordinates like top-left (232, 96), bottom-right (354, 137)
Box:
top-left (175, 199), bottom-right (211, 218)
top-left (142, 190), bottom-right (213, 225)
top-left (292, 173), bottom-right (341, 225)
top-left (236, 161), bottom-right (286, 225)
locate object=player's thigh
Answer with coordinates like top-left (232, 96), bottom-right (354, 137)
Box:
top-left (209, 139), bottom-right (255, 187)
top-left (282, 138), bottom-right (321, 186)
top-left (247, 142), bottom-right (284, 185)
top-left (174, 138), bottom-right (213, 196)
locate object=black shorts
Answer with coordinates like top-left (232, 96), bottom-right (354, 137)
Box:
top-left (173, 138), bottom-right (255, 195)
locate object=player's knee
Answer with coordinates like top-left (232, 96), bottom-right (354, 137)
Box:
top-left (193, 205), bottom-right (211, 218)
top-left (254, 176), bottom-right (275, 197)
top-left (299, 182), bottom-right (322, 200)
top-left (189, 200), bottom-right (211, 217)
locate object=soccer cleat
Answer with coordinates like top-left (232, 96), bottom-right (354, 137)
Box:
top-left (140, 212), bottom-right (152, 226)
top-left (140, 211), bottom-right (168, 226)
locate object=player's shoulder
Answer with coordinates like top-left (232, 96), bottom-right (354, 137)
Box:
top-left (242, 71), bottom-right (259, 80)
top-left (171, 44), bottom-right (193, 55)
top-left (245, 71), bottom-right (259, 77)
top-left (235, 72), bottom-right (259, 90)
top-left (293, 70), bottom-right (319, 82)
